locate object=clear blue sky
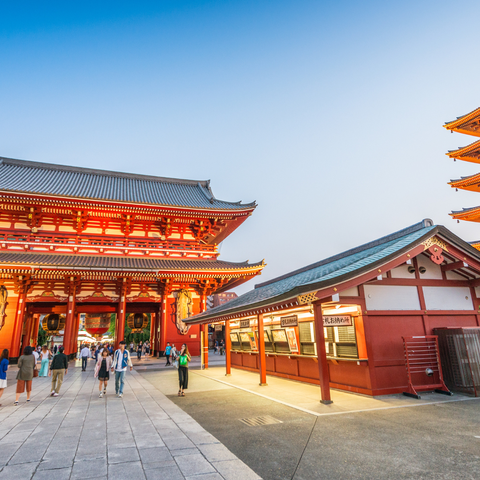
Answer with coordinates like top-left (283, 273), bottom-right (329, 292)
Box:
top-left (1, 1), bottom-right (480, 293)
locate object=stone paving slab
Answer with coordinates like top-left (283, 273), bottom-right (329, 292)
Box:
top-left (0, 360), bottom-right (261, 479)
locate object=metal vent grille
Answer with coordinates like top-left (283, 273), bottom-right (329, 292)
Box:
top-left (336, 344), bottom-right (358, 358)
top-left (239, 415), bottom-right (283, 427)
top-left (337, 325), bottom-right (356, 343)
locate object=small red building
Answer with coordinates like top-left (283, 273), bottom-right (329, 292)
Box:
top-left (186, 220), bottom-right (480, 400)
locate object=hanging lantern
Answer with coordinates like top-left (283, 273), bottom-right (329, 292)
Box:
top-left (127, 313), bottom-right (148, 333)
top-left (42, 314), bottom-right (66, 335)
top-left (85, 313), bottom-right (111, 337)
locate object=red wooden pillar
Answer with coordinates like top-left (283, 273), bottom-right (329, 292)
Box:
top-left (115, 291), bottom-right (127, 349)
top-left (31, 314), bottom-right (41, 348)
top-left (70, 313), bottom-right (81, 355)
top-left (313, 301), bottom-right (332, 404)
top-left (201, 294), bottom-right (208, 369)
top-left (21, 309), bottom-right (34, 352)
top-left (225, 320), bottom-right (231, 376)
top-left (159, 296), bottom-right (168, 354)
top-left (11, 292), bottom-right (27, 358)
top-left (150, 311), bottom-right (156, 354)
top-left (257, 314), bottom-right (267, 386)
top-left (202, 324), bottom-right (209, 369)
top-left (63, 283), bottom-right (77, 356)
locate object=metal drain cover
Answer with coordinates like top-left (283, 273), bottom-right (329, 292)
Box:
top-left (239, 415), bottom-right (283, 427)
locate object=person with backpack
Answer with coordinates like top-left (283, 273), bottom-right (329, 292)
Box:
top-left (177, 344), bottom-right (191, 397)
top-left (49, 346), bottom-right (68, 397)
top-left (111, 341), bottom-right (133, 398)
top-left (164, 343), bottom-right (172, 366)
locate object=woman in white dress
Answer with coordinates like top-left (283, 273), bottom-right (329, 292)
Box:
top-left (39, 345), bottom-right (50, 377)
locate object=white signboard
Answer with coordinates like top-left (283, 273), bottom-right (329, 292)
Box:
top-left (323, 315), bottom-right (352, 327)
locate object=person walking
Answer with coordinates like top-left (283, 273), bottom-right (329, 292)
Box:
top-left (49, 346), bottom-right (68, 397)
top-left (111, 341), bottom-right (133, 398)
top-left (53, 345), bottom-right (58, 354)
top-left (171, 344), bottom-right (177, 364)
top-left (80, 344), bottom-right (90, 371)
top-left (14, 346), bottom-right (35, 406)
top-left (129, 342), bottom-right (134, 354)
top-left (177, 344), bottom-right (191, 397)
top-left (94, 349), bottom-right (112, 397)
top-left (165, 343), bottom-right (172, 366)
top-left (136, 342), bottom-right (143, 360)
top-left (0, 349), bottom-right (9, 407)
top-left (39, 345), bottom-right (50, 377)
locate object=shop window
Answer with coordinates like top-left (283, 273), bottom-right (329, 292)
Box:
top-left (299, 321), bottom-right (359, 359)
top-left (271, 328), bottom-right (290, 353)
top-left (299, 322), bottom-right (316, 355)
top-left (239, 332), bottom-right (252, 351)
top-left (230, 332), bottom-right (241, 351)
top-left (262, 329), bottom-right (275, 352)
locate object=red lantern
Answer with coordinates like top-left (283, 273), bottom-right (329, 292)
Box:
top-left (85, 313), bottom-right (111, 337)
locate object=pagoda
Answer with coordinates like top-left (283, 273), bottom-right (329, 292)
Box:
top-left (0, 157), bottom-right (265, 360)
top-left (445, 107), bottom-right (480, 248)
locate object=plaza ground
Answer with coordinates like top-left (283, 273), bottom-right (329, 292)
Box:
top-left (0, 353), bottom-right (479, 479)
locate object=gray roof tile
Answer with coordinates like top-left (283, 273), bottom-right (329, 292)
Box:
top-left (0, 252), bottom-right (263, 271)
top-left (0, 157), bottom-right (256, 211)
top-left (185, 220), bottom-right (463, 323)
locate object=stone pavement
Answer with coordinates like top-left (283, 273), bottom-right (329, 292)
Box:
top-left (0, 359), bottom-right (260, 480)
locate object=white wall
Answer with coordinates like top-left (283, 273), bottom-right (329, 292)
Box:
top-left (423, 286), bottom-right (474, 310)
top-left (339, 286), bottom-right (359, 297)
top-left (364, 285), bottom-right (420, 310)
top-left (390, 264), bottom-right (415, 279)
top-left (417, 255), bottom-right (443, 280)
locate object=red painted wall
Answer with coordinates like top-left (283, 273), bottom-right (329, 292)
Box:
top-left (165, 297), bottom-right (202, 356)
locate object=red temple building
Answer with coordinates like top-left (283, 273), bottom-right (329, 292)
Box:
top-left (0, 157), bottom-right (265, 361)
top-left (445, 107), bottom-right (480, 248)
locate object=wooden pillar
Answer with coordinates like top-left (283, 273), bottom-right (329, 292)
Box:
top-left (115, 290), bottom-right (127, 349)
top-left (225, 320), bottom-right (231, 376)
top-left (313, 301), bottom-right (332, 404)
top-left (159, 295), bottom-right (168, 354)
top-left (71, 313), bottom-right (82, 356)
top-left (257, 314), bottom-right (267, 386)
top-left (63, 283), bottom-right (77, 356)
top-left (21, 309), bottom-right (34, 353)
top-left (202, 324), bottom-right (209, 369)
top-left (11, 292), bottom-right (27, 358)
top-left (150, 312), bottom-right (156, 354)
top-left (201, 294), bottom-right (208, 369)
top-left (31, 314), bottom-right (41, 348)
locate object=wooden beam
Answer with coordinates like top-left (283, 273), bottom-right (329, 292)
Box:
top-left (441, 261), bottom-right (467, 272)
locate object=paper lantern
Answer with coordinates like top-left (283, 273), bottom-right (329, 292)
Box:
top-left (85, 313), bottom-right (111, 337)
top-left (42, 314), bottom-right (66, 335)
top-left (127, 313), bottom-right (148, 333)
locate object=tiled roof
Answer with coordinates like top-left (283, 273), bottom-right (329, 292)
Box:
top-left (0, 157), bottom-right (256, 211)
top-left (185, 219), bottom-right (467, 324)
top-left (0, 252), bottom-right (264, 272)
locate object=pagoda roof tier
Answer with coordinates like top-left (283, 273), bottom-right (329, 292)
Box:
top-left (450, 205), bottom-right (480, 223)
top-left (446, 139), bottom-right (480, 164)
top-left (0, 251), bottom-right (265, 273)
top-left (0, 157), bottom-right (256, 212)
top-left (444, 107), bottom-right (480, 137)
top-left (449, 172), bottom-right (480, 192)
